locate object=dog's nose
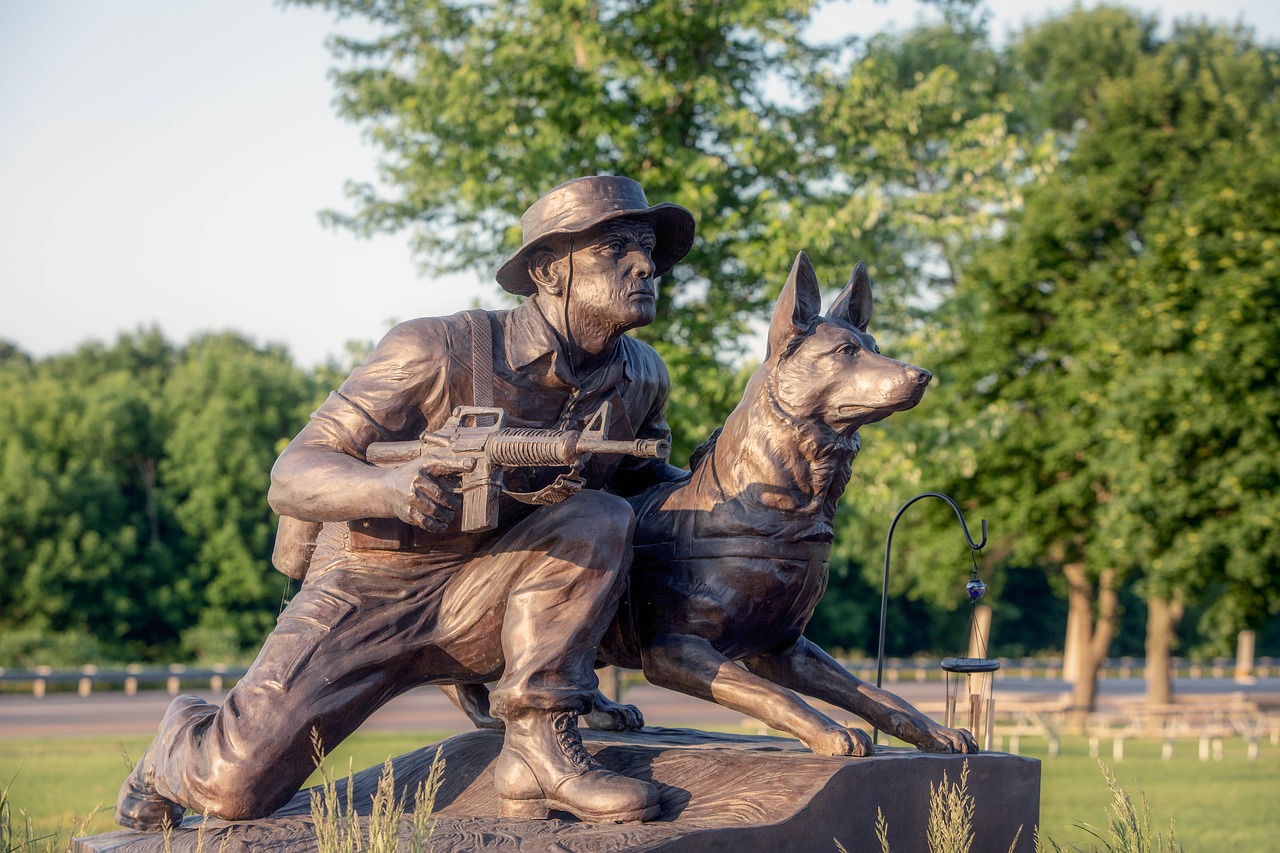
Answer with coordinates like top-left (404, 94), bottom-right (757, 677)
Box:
top-left (910, 368), bottom-right (932, 386)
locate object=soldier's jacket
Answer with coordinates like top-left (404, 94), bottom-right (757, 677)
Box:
top-left (304, 298), bottom-right (676, 551)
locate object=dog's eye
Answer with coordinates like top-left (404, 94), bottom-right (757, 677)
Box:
top-left (837, 343), bottom-right (861, 356)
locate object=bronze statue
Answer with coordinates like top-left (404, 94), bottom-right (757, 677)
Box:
top-left (117, 176), bottom-right (695, 829)
top-left (456, 252), bottom-right (980, 755)
top-left (116, 176), bottom-right (974, 835)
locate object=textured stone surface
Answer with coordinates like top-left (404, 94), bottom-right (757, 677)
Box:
top-left (76, 728), bottom-right (1040, 852)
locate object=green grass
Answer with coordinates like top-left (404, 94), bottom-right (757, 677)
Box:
top-left (0, 732), bottom-right (449, 843)
top-left (3, 732), bottom-right (1277, 850)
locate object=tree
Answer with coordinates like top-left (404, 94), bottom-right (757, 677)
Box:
top-left (921, 10), bottom-right (1280, 710)
top-left (803, 5), bottom-right (1053, 657)
top-left (0, 331), bottom-right (326, 665)
top-left (161, 333), bottom-right (328, 660)
top-left (0, 331), bottom-right (183, 663)
top-left (285, 0), bottom-right (844, 459)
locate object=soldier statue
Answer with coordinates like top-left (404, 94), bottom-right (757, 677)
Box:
top-left (116, 176), bottom-right (694, 828)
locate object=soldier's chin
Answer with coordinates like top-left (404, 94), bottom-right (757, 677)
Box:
top-left (618, 300), bottom-right (657, 329)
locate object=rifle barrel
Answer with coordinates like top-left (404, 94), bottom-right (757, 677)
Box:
top-left (577, 437), bottom-right (670, 459)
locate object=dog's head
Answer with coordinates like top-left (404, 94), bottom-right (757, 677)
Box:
top-left (763, 252), bottom-right (931, 435)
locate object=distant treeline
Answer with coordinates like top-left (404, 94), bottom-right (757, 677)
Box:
top-left (0, 331), bottom-right (337, 665)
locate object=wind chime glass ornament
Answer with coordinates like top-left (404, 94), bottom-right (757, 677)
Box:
top-left (941, 565), bottom-right (1000, 750)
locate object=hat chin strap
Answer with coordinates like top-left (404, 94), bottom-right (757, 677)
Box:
top-left (563, 236), bottom-right (577, 380)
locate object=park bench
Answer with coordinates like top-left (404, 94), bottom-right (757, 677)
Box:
top-left (1085, 698), bottom-right (1272, 761)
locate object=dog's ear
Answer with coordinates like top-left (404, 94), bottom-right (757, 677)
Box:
top-left (827, 261), bottom-right (873, 332)
top-left (767, 251), bottom-right (822, 358)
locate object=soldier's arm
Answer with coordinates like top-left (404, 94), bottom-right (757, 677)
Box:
top-left (268, 319), bottom-right (463, 533)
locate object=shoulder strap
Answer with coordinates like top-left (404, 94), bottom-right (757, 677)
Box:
top-left (467, 310), bottom-right (496, 425)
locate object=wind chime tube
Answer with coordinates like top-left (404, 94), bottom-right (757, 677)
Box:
top-left (969, 690), bottom-right (983, 745)
top-left (985, 693), bottom-right (995, 752)
top-left (944, 672), bottom-right (958, 729)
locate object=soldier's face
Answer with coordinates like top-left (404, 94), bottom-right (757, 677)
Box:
top-left (567, 220), bottom-right (659, 333)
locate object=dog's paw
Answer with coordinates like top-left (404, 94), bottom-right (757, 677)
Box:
top-left (583, 695), bottom-right (645, 731)
top-left (915, 724), bottom-right (979, 754)
top-left (803, 725), bottom-right (874, 757)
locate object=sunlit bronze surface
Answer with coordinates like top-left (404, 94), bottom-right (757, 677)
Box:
top-left (116, 177), bottom-right (971, 836)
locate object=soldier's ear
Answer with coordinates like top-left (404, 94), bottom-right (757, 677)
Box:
top-left (767, 251), bottom-right (821, 359)
top-left (529, 247), bottom-right (564, 297)
top-left (827, 261), bottom-right (873, 332)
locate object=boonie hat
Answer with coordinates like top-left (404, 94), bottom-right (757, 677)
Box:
top-left (495, 176), bottom-right (696, 296)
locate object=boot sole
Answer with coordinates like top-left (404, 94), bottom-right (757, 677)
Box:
top-left (500, 796), bottom-right (660, 823)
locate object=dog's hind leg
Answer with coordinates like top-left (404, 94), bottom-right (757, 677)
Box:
top-left (440, 683), bottom-right (504, 730)
top-left (641, 634), bottom-right (873, 756)
top-left (583, 690), bottom-right (645, 731)
top-left (742, 637), bottom-right (978, 754)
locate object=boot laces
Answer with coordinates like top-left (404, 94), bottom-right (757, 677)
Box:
top-left (552, 712), bottom-right (596, 769)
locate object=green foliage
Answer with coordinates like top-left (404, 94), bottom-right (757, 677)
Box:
top-left (285, 0), bottom-right (846, 449)
top-left (0, 331), bottom-right (327, 664)
top-left (901, 6), bottom-right (1280, 654)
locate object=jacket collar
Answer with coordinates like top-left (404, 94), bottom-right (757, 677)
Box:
top-left (502, 298), bottom-right (633, 392)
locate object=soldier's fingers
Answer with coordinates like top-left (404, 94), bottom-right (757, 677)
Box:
top-left (405, 507), bottom-right (447, 533)
top-left (414, 478), bottom-right (460, 511)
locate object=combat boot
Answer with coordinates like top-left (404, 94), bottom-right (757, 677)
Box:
top-left (494, 710), bottom-right (660, 823)
top-left (115, 745), bottom-right (185, 831)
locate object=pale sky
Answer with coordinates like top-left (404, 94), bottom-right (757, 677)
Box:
top-left (2, 0), bottom-right (1277, 366)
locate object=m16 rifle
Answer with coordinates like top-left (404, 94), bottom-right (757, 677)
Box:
top-left (364, 402), bottom-right (669, 533)
top-left (273, 402), bottom-right (668, 579)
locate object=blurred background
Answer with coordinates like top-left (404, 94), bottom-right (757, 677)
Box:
top-left (2, 0), bottom-right (1278, 716)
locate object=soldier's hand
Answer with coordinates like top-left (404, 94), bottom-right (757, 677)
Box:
top-left (384, 457), bottom-right (474, 533)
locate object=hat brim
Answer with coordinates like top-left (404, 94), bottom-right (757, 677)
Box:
top-left (495, 203), bottom-right (695, 296)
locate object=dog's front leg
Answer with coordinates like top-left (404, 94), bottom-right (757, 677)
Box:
top-left (743, 637), bottom-right (978, 754)
top-left (641, 634), bottom-right (872, 756)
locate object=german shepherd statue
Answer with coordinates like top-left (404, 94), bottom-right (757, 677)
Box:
top-left (450, 252), bottom-right (977, 756)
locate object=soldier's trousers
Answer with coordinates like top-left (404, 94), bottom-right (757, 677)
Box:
top-left (142, 490), bottom-right (634, 820)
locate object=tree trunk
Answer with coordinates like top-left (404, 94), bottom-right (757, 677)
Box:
top-left (1062, 563), bottom-right (1118, 732)
top-left (1145, 595), bottom-right (1185, 705)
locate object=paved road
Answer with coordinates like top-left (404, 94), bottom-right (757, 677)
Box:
top-left (4, 676), bottom-right (1276, 739)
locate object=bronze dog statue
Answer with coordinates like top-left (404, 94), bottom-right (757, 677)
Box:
top-left (451, 252), bottom-right (976, 755)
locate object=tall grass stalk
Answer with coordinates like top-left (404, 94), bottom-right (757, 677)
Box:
top-left (876, 807), bottom-right (891, 853)
top-left (926, 761), bottom-right (975, 853)
top-left (310, 730), bottom-right (362, 853)
top-left (1067, 761), bottom-right (1182, 853)
top-left (2, 778), bottom-right (96, 853)
top-left (408, 752), bottom-right (445, 853)
top-left (309, 729), bottom-right (446, 853)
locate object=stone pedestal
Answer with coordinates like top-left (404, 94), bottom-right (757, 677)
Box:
top-left (76, 727), bottom-right (1040, 852)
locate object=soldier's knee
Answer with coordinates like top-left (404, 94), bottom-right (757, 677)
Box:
top-left (568, 491), bottom-right (636, 544)
top-left (196, 758), bottom-right (303, 820)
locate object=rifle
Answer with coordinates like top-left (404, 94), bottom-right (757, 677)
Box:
top-left (365, 402), bottom-right (669, 533)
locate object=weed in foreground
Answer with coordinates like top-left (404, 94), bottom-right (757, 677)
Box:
top-left (926, 762), bottom-right (975, 853)
top-left (309, 729), bottom-right (446, 853)
top-left (1050, 760), bottom-right (1183, 853)
top-left (839, 760), bottom-right (1024, 853)
top-left (2, 777), bottom-right (98, 853)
